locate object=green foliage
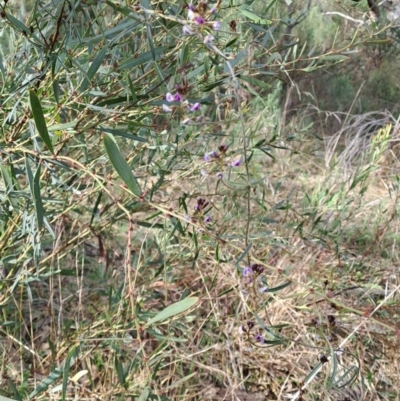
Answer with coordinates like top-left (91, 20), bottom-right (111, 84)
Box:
top-left (0, 0), bottom-right (399, 400)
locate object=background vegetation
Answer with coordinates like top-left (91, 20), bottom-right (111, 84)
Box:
top-left (0, 0), bottom-right (399, 400)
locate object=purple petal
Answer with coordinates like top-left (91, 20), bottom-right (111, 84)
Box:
top-left (216, 172), bottom-right (223, 180)
top-left (195, 15), bottom-right (205, 25)
top-left (204, 215), bottom-right (212, 223)
top-left (174, 93), bottom-right (183, 102)
top-left (255, 334), bottom-right (265, 344)
top-left (166, 92), bottom-right (174, 102)
top-left (210, 6), bottom-right (217, 14)
top-left (242, 266), bottom-right (253, 277)
top-left (258, 286), bottom-right (269, 293)
top-left (230, 157), bottom-right (242, 167)
top-left (188, 4), bottom-right (195, 11)
top-left (182, 118), bottom-right (191, 125)
top-left (213, 21), bottom-right (221, 31)
top-left (204, 153), bottom-right (212, 162)
top-left (203, 35), bottom-right (215, 45)
top-left (190, 102), bottom-right (201, 111)
top-left (183, 25), bottom-right (194, 35)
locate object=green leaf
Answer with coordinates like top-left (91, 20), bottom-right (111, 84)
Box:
top-left (6, 12), bottom-right (30, 35)
top-left (80, 46), bottom-right (108, 93)
top-left (29, 346), bottom-right (80, 398)
top-left (239, 8), bottom-right (270, 24)
top-left (29, 90), bottom-right (54, 154)
top-left (25, 159), bottom-right (44, 230)
top-left (138, 386), bottom-right (150, 401)
top-left (0, 395), bottom-right (20, 401)
top-left (103, 134), bottom-right (142, 197)
top-left (117, 47), bottom-right (166, 71)
top-left (146, 297), bottom-right (199, 326)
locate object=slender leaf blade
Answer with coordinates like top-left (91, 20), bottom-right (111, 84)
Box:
top-left (103, 134), bottom-right (142, 197)
top-left (29, 90), bottom-right (54, 154)
top-left (146, 297), bottom-right (199, 326)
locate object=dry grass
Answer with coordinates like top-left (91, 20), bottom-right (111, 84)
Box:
top-left (1, 98), bottom-right (400, 401)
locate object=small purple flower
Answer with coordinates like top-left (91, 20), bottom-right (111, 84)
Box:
top-left (204, 215), bottom-right (212, 223)
top-left (184, 214), bottom-right (191, 222)
top-left (255, 334), bottom-right (265, 344)
top-left (166, 92), bottom-right (174, 102)
top-left (230, 157), bottom-right (242, 167)
top-left (247, 321), bottom-right (255, 329)
top-left (216, 172), bottom-right (223, 180)
top-left (210, 6), bottom-right (217, 14)
top-left (162, 104), bottom-right (173, 113)
top-left (188, 4), bottom-right (195, 11)
top-left (190, 102), bottom-right (201, 111)
top-left (174, 93), bottom-right (183, 102)
top-left (183, 25), bottom-right (194, 35)
top-left (195, 15), bottom-right (205, 25)
top-left (204, 151), bottom-right (218, 162)
top-left (204, 35), bottom-right (215, 45)
top-left (259, 286), bottom-right (269, 293)
top-left (182, 118), bottom-right (191, 125)
top-left (212, 21), bottom-right (221, 31)
top-left (242, 266), bottom-right (253, 277)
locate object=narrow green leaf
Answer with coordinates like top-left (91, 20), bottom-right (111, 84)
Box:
top-left (6, 12), bottom-right (30, 35)
top-left (103, 134), bottom-right (142, 197)
top-left (80, 46), bottom-right (108, 93)
top-left (0, 395), bottom-right (19, 401)
top-left (146, 297), bottom-right (199, 326)
top-left (117, 47), bottom-right (166, 70)
top-left (240, 75), bottom-right (270, 91)
top-left (29, 346), bottom-right (80, 398)
top-left (138, 386), bottom-right (150, 401)
top-left (29, 90), bottom-right (54, 154)
top-left (0, 162), bottom-right (18, 210)
top-left (62, 349), bottom-right (73, 401)
top-left (25, 159), bottom-right (43, 230)
top-left (165, 372), bottom-right (197, 389)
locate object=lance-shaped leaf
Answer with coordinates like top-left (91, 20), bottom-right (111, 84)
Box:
top-left (25, 158), bottom-right (44, 230)
top-left (29, 90), bottom-right (54, 154)
top-left (145, 297), bottom-right (199, 327)
top-left (104, 134), bottom-right (142, 197)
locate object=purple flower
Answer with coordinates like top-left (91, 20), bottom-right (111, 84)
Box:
top-left (204, 215), bottom-right (212, 223)
top-left (183, 25), bottom-right (194, 35)
top-left (162, 104), bottom-right (173, 113)
top-left (242, 266), bottom-right (253, 277)
top-left (190, 102), bottom-right (201, 111)
top-left (166, 92), bottom-right (174, 102)
top-left (204, 35), bottom-right (215, 45)
top-left (210, 6), bottom-right (217, 14)
top-left (195, 15), bottom-right (206, 25)
top-left (255, 334), bottom-right (265, 344)
top-left (230, 157), bottom-right (242, 167)
top-left (213, 21), bottom-right (221, 30)
top-left (247, 321), bottom-right (255, 329)
top-left (182, 117), bottom-right (191, 125)
top-left (174, 93), bottom-right (183, 102)
top-left (188, 4), bottom-right (195, 11)
top-left (216, 172), bottom-right (223, 180)
top-left (259, 286), bottom-right (269, 293)
top-left (184, 214), bottom-right (191, 222)
top-left (204, 151), bottom-right (218, 162)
